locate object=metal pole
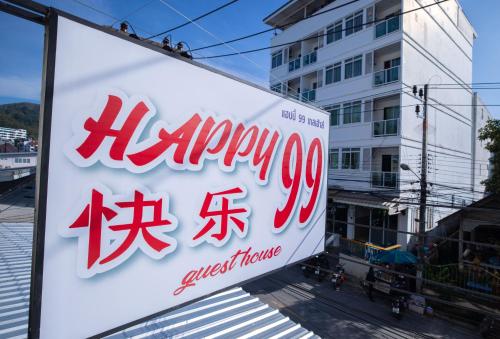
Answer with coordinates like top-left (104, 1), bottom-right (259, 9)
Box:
top-left (416, 84), bottom-right (428, 292)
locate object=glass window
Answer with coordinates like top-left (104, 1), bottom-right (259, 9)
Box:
top-left (334, 21), bottom-right (342, 41)
top-left (327, 20), bottom-right (342, 44)
top-left (271, 51), bottom-right (282, 69)
top-left (333, 62), bottom-right (341, 82)
top-left (353, 55), bottom-right (362, 76)
top-left (343, 101), bottom-right (361, 124)
top-left (325, 66), bottom-right (333, 84)
top-left (353, 10), bottom-right (363, 33)
top-left (326, 25), bottom-right (334, 44)
top-left (345, 14), bottom-right (354, 36)
top-left (325, 63), bottom-right (341, 85)
top-left (329, 149), bottom-right (339, 169)
top-left (342, 148), bottom-right (360, 169)
top-left (325, 104), bottom-right (340, 126)
top-left (383, 106), bottom-right (400, 120)
top-left (344, 55), bottom-right (362, 79)
top-left (345, 11), bottom-right (363, 36)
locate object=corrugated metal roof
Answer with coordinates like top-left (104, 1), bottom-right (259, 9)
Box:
top-left (0, 222), bottom-right (318, 339)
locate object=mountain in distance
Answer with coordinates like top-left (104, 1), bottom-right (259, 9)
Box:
top-left (0, 102), bottom-right (40, 139)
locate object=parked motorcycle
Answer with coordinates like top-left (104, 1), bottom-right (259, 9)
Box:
top-left (331, 263), bottom-right (346, 291)
top-left (391, 296), bottom-right (406, 320)
top-left (301, 254), bottom-right (330, 282)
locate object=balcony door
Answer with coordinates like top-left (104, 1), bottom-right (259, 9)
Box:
top-left (381, 154), bottom-right (398, 188)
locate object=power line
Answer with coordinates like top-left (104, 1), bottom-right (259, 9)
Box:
top-left (145, 0), bottom-right (241, 39)
top-left (190, 0), bottom-right (361, 52)
top-left (109, 0), bottom-right (156, 27)
top-left (193, 0), bottom-right (449, 60)
top-left (71, 0), bottom-right (153, 35)
top-left (154, 0), bottom-right (316, 106)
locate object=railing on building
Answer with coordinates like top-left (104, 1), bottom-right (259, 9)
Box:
top-left (371, 171), bottom-right (399, 189)
top-left (424, 263), bottom-right (500, 297)
top-left (302, 50), bottom-right (317, 67)
top-left (373, 66), bottom-right (400, 86)
top-left (339, 237), bottom-right (401, 261)
top-left (373, 118), bottom-right (399, 136)
top-left (288, 92), bottom-right (300, 100)
top-left (288, 57), bottom-right (301, 72)
top-left (301, 89), bottom-right (316, 102)
top-left (375, 15), bottom-right (400, 39)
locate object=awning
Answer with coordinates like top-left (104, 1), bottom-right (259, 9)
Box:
top-left (328, 190), bottom-right (405, 215)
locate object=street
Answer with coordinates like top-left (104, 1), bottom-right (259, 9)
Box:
top-left (243, 267), bottom-right (479, 339)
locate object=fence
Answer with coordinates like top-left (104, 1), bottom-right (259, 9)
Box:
top-left (424, 263), bottom-right (500, 297)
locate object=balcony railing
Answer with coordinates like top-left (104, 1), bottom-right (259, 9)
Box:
top-left (375, 15), bottom-right (400, 39)
top-left (373, 66), bottom-right (400, 86)
top-left (301, 89), bottom-right (316, 102)
top-left (371, 171), bottom-right (398, 189)
top-left (288, 57), bottom-right (301, 72)
top-left (303, 50), bottom-right (317, 67)
top-left (373, 118), bottom-right (399, 136)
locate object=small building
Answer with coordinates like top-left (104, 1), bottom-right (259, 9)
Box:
top-left (434, 194), bottom-right (500, 271)
top-left (0, 126), bottom-right (27, 142)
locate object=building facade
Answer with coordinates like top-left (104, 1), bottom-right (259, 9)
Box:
top-left (0, 127), bottom-right (27, 142)
top-left (264, 0), bottom-right (490, 249)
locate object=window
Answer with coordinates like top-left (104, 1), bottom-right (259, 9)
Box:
top-left (326, 20), bottom-right (342, 44)
top-left (329, 149), bottom-right (339, 169)
top-left (325, 104), bottom-right (340, 126)
top-left (342, 148), bottom-right (360, 169)
top-left (345, 11), bottom-right (363, 36)
top-left (270, 83), bottom-right (282, 93)
top-left (271, 51), bottom-right (283, 69)
top-left (343, 101), bottom-right (362, 124)
top-left (383, 106), bottom-right (400, 120)
top-left (325, 62), bottom-right (341, 85)
top-left (344, 55), bottom-right (362, 79)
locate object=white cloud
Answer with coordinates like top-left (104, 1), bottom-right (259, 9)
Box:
top-left (0, 75), bottom-right (41, 100)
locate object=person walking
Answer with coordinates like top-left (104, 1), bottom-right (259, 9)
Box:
top-left (366, 266), bottom-right (376, 302)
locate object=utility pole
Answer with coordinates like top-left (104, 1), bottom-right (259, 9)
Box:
top-left (413, 84), bottom-right (428, 293)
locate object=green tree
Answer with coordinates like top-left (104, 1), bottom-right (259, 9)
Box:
top-left (478, 119), bottom-right (500, 193)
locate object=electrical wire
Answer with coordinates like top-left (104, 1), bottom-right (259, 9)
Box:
top-left (193, 0), bottom-right (449, 60)
top-left (145, 0), bottom-right (241, 39)
top-left (110, 0), bottom-right (156, 27)
top-left (190, 0), bottom-right (362, 52)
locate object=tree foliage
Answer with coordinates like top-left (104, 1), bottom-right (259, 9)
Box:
top-left (478, 119), bottom-right (500, 193)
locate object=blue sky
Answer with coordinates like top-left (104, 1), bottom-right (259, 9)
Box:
top-left (0, 0), bottom-right (498, 118)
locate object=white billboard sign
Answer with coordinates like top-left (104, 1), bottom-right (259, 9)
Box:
top-left (32, 13), bottom-right (328, 338)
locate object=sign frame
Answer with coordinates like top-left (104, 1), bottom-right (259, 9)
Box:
top-left (28, 8), bottom-right (330, 338)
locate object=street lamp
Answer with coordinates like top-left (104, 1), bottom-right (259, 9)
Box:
top-left (400, 163), bottom-right (420, 180)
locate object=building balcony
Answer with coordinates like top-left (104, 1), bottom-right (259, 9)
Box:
top-left (373, 65), bottom-right (400, 86)
top-left (302, 50), bottom-right (317, 67)
top-left (288, 57), bottom-right (301, 72)
top-left (371, 171), bottom-right (399, 189)
top-left (301, 89), bottom-right (316, 102)
top-left (373, 118), bottom-right (399, 137)
top-left (375, 16), bottom-right (400, 39)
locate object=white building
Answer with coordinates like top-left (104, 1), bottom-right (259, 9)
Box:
top-left (264, 0), bottom-right (491, 249)
top-left (0, 127), bottom-right (27, 142)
